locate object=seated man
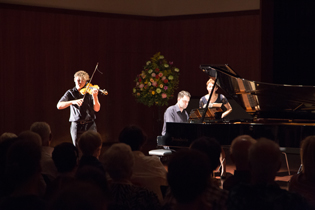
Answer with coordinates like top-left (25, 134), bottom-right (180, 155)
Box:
top-left (223, 135), bottom-right (257, 190)
top-left (119, 125), bottom-right (167, 202)
top-left (30, 122), bottom-right (58, 183)
top-left (101, 143), bottom-right (161, 210)
top-left (77, 130), bottom-right (104, 173)
top-left (161, 90), bottom-right (190, 150)
top-left (161, 90), bottom-right (191, 136)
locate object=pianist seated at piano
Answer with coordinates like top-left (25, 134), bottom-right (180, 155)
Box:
top-left (199, 78), bottom-right (232, 119)
top-left (161, 91), bottom-right (191, 150)
top-left (161, 90), bottom-right (191, 136)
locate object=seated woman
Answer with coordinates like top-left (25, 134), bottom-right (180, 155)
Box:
top-left (199, 77), bottom-right (232, 119)
top-left (289, 135), bottom-right (315, 209)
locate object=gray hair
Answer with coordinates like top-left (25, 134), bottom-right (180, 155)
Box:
top-left (30, 122), bottom-right (51, 145)
top-left (101, 143), bottom-right (134, 181)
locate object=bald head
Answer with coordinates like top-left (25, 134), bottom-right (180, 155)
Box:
top-left (248, 138), bottom-right (281, 183)
top-left (230, 135), bottom-right (256, 170)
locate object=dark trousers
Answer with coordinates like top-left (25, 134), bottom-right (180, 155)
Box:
top-left (70, 121), bottom-right (97, 147)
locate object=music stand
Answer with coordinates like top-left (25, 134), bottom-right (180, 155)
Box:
top-left (189, 106), bottom-right (223, 122)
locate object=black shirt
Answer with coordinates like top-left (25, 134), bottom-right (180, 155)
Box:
top-left (59, 87), bottom-right (96, 122)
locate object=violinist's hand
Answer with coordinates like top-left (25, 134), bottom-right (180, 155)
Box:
top-left (92, 89), bottom-right (99, 97)
top-left (73, 99), bottom-right (84, 106)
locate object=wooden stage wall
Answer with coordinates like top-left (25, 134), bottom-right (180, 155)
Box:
top-left (0, 4), bottom-right (260, 149)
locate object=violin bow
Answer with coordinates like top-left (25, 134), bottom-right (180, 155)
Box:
top-left (82, 62), bottom-right (103, 100)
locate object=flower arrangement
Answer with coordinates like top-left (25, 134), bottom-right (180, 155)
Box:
top-left (133, 52), bottom-right (180, 107)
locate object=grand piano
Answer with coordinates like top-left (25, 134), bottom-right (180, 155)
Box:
top-left (163, 64), bottom-right (315, 148)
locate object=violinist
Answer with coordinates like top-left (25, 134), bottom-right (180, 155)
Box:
top-left (57, 70), bottom-right (101, 146)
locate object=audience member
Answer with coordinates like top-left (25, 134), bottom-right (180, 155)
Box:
top-left (77, 130), bottom-right (104, 173)
top-left (0, 133), bottom-right (19, 198)
top-left (0, 135), bottom-right (46, 210)
top-left (75, 165), bottom-right (109, 202)
top-left (190, 137), bottom-right (229, 209)
top-left (18, 130), bottom-right (42, 145)
top-left (101, 143), bottom-right (161, 210)
top-left (163, 137), bottom-right (228, 210)
top-left (49, 181), bottom-right (108, 210)
top-left (30, 122), bottom-right (58, 183)
top-left (223, 135), bottom-right (256, 191)
top-left (52, 142), bottom-right (78, 176)
top-left (0, 132), bottom-right (17, 143)
top-left (45, 142), bottom-right (78, 201)
top-left (190, 137), bottom-right (222, 173)
top-left (227, 138), bottom-right (309, 210)
top-left (289, 135), bottom-right (315, 209)
top-left (119, 125), bottom-right (167, 201)
top-left (166, 149), bottom-right (212, 210)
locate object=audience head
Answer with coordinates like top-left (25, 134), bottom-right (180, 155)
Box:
top-left (0, 132), bottom-right (17, 143)
top-left (101, 143), bottom-right (134, 181)
top-left (230, 135), bottom-right (257, 170)
top-left (78, 131), bottom-right (102, 158)
top-left (0, 134), bottom-right (19, 179)
top-left (190, 136), bottom-right (221, 172)
top-left (18, 130), bottom-right (42, 146)
top-left (248, 138), bottom-right (281, 184)
top-left (300, 135), bottom-right (315, 180)
top-left (118, 125), bottom-right (147, 151)
top-left (5, 138), bottom-right (42, 190)
top-left (167, 149), bottom-right (211, 204)
top-left (52, 142), bottom-right (78, 173)
top-left (30, 122), bottom-right (52, 146)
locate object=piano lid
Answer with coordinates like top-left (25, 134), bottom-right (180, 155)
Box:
top-left (200, 64), bottom-right (315, 121)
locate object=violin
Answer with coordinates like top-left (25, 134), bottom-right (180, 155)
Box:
top-left (79, 83), bottom-right (108, 96)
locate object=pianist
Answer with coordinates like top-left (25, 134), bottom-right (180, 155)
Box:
top-left (161, 90), bottom-right (191, 136)
top-left (199, 78), bottom-right (232, 119)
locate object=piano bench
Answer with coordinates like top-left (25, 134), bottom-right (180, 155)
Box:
top-left (149, 149), bottom-right (172, 157)
top-left (149, 149), bottom-right (173, 163)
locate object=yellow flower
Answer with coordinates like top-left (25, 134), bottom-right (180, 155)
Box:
top-left (174, 68), bottom-right (179, 72)
top-left (152, 91), bottom-right (155, 95)
top-left (156, 88), bottom-right (161, 94)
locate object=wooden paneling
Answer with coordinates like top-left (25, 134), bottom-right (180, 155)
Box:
top-left (0, 4), bottom-right (260, 148)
